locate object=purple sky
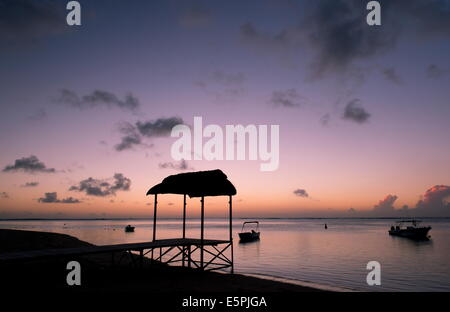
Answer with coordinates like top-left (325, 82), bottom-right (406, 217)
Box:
top-left (0, 0), bottom-right (449, 218)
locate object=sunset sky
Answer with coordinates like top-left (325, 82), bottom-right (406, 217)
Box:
top-left (1, 0), bottom-right (449, 218)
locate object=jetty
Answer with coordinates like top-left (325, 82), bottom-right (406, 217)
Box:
top-left (147, 169), bottom-right (236, 272)
top-left (0, 170), bottom-right (237, 273)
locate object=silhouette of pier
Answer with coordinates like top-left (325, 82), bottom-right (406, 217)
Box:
top-left (0, 238), bottom-right (229, 269)
top-left (147, 169), bottom-right (236, 272)
top-left (1, 170), bottom-right (237, 273)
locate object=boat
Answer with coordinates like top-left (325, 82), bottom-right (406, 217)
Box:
top-left (125, 225), bottom-right (135, 232)
top-left (238, 221), bottom-right (260, 242)
top-left (388, 220), bottom-right (431, 240)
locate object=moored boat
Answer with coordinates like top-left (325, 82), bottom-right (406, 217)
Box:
top-left (388, 220), bottom-right (431, 240)
top-left (239, 221), bottom-right (260, 242)
top-left (125, 225), bottom-right (135, 232)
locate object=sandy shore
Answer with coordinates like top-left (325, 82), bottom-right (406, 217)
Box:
top-left (0, 229), bottom-right (326, 293)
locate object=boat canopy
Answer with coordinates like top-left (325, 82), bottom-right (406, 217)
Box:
top-left (241, 221), bottom-right (259, 232)
top-left (146, 169), bottom-right (237, 198)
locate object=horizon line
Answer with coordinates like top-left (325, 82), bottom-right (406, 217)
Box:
top-left (1, 216), bottom-right (450, 221)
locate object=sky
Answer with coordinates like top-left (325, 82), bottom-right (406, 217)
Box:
top-left (0, 0), bottom-right (450, 218)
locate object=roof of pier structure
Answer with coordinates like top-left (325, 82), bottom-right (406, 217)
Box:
top-left (146, 169), bottom-right (236, 198)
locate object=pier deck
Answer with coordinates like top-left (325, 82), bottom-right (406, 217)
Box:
top-left (0, 238), bottom-right (232, 272)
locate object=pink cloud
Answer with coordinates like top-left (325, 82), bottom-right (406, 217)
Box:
top-left (373, 194), bottom-right (398, 212)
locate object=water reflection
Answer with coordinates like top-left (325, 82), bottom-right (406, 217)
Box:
top-left (238, 239), bottom-right (261, 258)
top-left (1, 218), bottom-right (449, 291)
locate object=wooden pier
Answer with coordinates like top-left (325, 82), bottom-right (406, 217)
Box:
top-left (1, 169), bottom-right (237, 274)
top-left (146, 169), bottom-right (236, 273)
top-left (0, 238), bottom-right (233, 271)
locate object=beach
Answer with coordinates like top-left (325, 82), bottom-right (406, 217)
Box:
top-left (0, 229), bottom-right (324, 293)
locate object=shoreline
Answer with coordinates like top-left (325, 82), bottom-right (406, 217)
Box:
top-left (241, 273), bottom-right (355, 292)
top-left (0, 229), bottom-right (330, 293)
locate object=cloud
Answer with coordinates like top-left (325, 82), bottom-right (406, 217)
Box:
top-left (115, 122), bottom-right (143, 151)
top-left (293, 189), bottom-right (309, 198)
top-left (381, 67), bottom-right (402, 84)
top-left (180, 3), bottom-right (212, 27)
top-left (115, 117), bottom-right (184, 151)
top-left (212, 71), bottom-right (245, 86)
top-left (158, 159), bottom-right (192, 171)
top-left (373, 194), bottom-right (398, 212)
top-left (0, 192), bottom-right (9, 199)
top-left (342, 99), bottom-right (371, 124)
top-left (240, 23), bottom-right (269, 44)
top-left (38, 192), bottom-right (81, 204)
top-left (240, 1), bottom-right (450, 79)
top-left (56, 89), bottom-right (140, 112)
top-left (240, 22), bottom-right (298, 51)
top-left (136, 117), bottom-right (184, 138)
top-left (2, 155), bottom-right (56, 173)
top-left (240, 22), bottom-right (259, 40)
top-left (320, 113), bottom-right (331, 126)
top-left (369, 186), bottom-right (450, 217)
top-left (400, 0), bottom-right (450, 38)
top-left (270, 89), bottom-right (304, 108)
top-left (302, 0), bottom-right (398, 78)
top-left (27, 108), bottom-right (47, 121)
top-left (196, 71), bottom-right (246, 101)
top-left (0, 0), bottom-right (67, 44)
top-left (21, 182), bottom-right (39, 187)
top-left (415, 185), bottom-right (450, 214)
top-left (69, 173), bottom-right (131, 197)
top-left (57, 197), bottom-right (81, 204)
top-left (239, 2), bottom-right (399, 77)
top-left (304, 0), bottom-right (450, 78)
top-left (426, 64), bottom-right (449, 79)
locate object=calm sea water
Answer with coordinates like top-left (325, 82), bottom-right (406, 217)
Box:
top-left (1, 218), bottom-right (449, 292)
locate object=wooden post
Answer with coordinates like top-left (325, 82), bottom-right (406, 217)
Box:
top-left (229, 196), bottom-right (233, 241)
top-left (200, 196), bottom-right (204, 270)
top-left (183, 194), bottom-right (187, 238)
top-left (182, 194), bottom-right (187, 267)
top-left (188, 245), bottom-right (192, 268)
top-left (229, 195), bottom-right (234, 273)
top-left (153, 194), bottom-right (158, 242)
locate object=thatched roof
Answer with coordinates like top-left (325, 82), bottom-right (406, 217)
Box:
top-left (146, 169), bottom-right (236, 198)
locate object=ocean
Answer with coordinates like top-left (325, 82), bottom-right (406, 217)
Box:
top-left (1, 218), bottom-right (449, 292)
